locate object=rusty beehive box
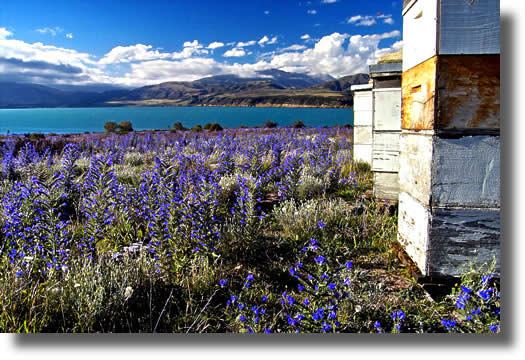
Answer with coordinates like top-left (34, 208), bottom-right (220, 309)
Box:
top-left (402, 54), bottom-right (500, 132)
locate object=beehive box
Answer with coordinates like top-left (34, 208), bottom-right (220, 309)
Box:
top-left (401, 55), bottom-right (500, 132)
top-left (351, 84), bottom-right (373, 164)
top-left (402, 0), bottom-right (500, 72)
top-left (399, 0), bottom-right (500, 278)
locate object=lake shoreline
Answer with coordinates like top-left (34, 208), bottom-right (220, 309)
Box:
top-left (0, 106), bottom-right (354, 135)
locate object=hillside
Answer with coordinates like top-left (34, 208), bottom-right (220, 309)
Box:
top-left (0, 70), bottom-right (370, 109)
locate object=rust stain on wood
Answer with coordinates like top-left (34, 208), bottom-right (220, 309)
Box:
top-left (402, 55), bottom-right (500, 131)
top-left (401, 56), bottom-right (437, 130)
top-left (436, 55), bottom-right (500, 130)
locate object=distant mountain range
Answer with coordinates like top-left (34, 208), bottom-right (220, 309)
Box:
top-left (0, 69), bottom-right (369, 109)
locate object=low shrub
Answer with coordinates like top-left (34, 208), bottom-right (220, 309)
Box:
top-left (264, 120), bottom-right (278, 128)
top-left (292, 120), bottom-right (305, 129)
top-left (204, 122), bottom-right (223, 131)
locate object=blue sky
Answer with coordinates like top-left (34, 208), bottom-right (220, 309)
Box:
top-left (0, 0), bottom-right (404, 87)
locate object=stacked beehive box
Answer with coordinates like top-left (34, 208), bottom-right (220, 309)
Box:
top-left (370, 53), bottom-right (402, 200)
top-left (398, 0), bottom-right (500, 277)
top-left (351, 83), bottom-right (373, 164)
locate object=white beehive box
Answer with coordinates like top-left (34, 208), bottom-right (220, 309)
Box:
top-left (402, 0), bottom-right (500, 71)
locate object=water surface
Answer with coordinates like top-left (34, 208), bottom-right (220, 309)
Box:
top-left (0, 107), bottom-right (353, 134)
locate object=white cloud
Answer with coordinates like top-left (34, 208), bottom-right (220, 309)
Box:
top-left (321, 0), bottom-right (338, 3)
top-left (0, 27), bottom-right (13, 40)
top-left (265, 31), bottom-right (401, 78)
top-left (175, 40), bottom-right (209, 58)
top-left (223, 48), bottom-right (246, 57)
top-left (300, 34), bottom-right (311, 40)
top-left (112, 30), bottom-right (401, 85)
top-left (258, 35), bottom-right (277, 47)
top-left (307, 10), bottom-right (317, 15)
top-left (98, 41), bottom-right (209, 65)
top-left (264, 10), bottom-right (270, 15)
top-left (36, 26), bottom-right (63, 36)
top-left (348, 14), bottom-right (394, 26)
top-left (66, 33), bottom-right (73, 39)
top-left (280, 44), bottom-right (307, 52)
top-left (99, 44), bottom-right (171, 65)
top-left (258, 36), bottom-right (270, 46)
top-left (0, 27), bottom-right (402, 88)
top-left (207, 41), bottom-right (224, 50)
top-left (347, 15), bottom-right (376, 26)
top-left (237, 40), bottom-right (257, 47)
top-left (0, 36), bottom-right (108, 84)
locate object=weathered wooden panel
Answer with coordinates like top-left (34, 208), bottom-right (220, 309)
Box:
top-left (370, 62), bottom-right (403, 75)
top-left (374, 77), bottom-right (402, 89)
top-left (353, 144), bottom-right (372, 164)
top-left (353, 126), bottom-right (372, 145)
top-left (354, 110), bottom-right (373, 128)
top-left (436, 55), bottom-right (500, 130)
top-left (439, 0), bottom-right (500, 55)
top-left (399, 132), bottom-right (433, 205)
top-left (353, 91), bottom-right (373, 128)
top-left (402, 0), bottom-right (438, 71)
top-left (401, 57), bottom-right (437, 130)
top-left (353, 91), bottom-right (373, 113)
top-left (398, 191), bottom-right (430, 273)
top-left (373, 89), bottom-right (401, 131)
top-left (372, 132), bottom-right (400, 172)
top-left (432, 136), bottom-right (500, 208)
top-left (428, 207), bottom-right (500, 277)
top-left (373, 172), bottom-right (399, 200)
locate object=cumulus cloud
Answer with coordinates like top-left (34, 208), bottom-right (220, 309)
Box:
top-left (66, 33), bottom-right (73, 39)
top-left (0, 36), bottom-right (108, 84)
top-left (36, 26), bottom-right (63, 36)
top-left (322, 0), bottom-right (338, 3)
top-left (280, 44), bottom-right (307, 52)
top-left (103, 30), bottom-right (401, 86)
top-left (307, 10), bottom-right (317, 15)
top-left (98, 41), bottom-right (208, 65)
top-left (348, 14), bottom-right (394, 26)
top-left (223, 48), bottom-right (246, 57)
top-left (0, 26), bottom-right (402, 88)
top-left (237, 40), bottom-right (257, 47)
top-left (207, 41), bottom-right (224, 50)
top-left (258, 35), bottom-right (277, 47)
top-left (300, 34), bottom-right (311, 40)
top-left (266, 31), bottom-right (401, 77)
top-left (347, 15), bottom-right (376, 26)
top-left (99, 44), bottom-right (171, 65)
top-left (0, 27), bottom-right (13, 40)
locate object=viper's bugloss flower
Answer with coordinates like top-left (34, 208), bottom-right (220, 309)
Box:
top-left (314, 255), bottom-right (325, 265)
top-left (219, 279), bottom-right (227, 286)
top-left (462, 285), bottom-right (472, 294)
top-left (478, 290), bottom-right (490, 301)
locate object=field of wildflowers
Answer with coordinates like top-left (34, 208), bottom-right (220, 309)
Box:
top-left (0, 128), bottom-right (500, 333)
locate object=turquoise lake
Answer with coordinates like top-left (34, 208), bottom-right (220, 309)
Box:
top-left (0, 107), bottom-right (353, 134)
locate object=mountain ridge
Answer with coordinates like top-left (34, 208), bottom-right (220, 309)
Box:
top-left (0, 70), bottom-right (369, 109)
